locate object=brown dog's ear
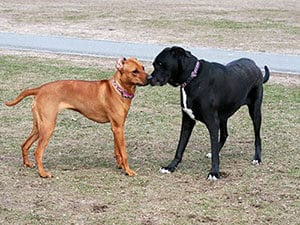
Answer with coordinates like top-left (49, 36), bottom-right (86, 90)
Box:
top-left (116, 57), bottom-right (126, 70)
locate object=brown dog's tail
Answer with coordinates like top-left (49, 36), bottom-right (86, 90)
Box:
top-left (5, 87), bottom-right (40, 106)
top-left (263, 66), bottom-right (270, 84)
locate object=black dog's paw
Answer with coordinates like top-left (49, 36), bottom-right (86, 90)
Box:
top-left (207, 172), bottom-right (220, 181)
top-left (251, 159), bottom-right (261, 166)
top-left (159, 166), bottom-right (176, 174)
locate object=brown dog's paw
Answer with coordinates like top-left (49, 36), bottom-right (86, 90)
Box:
top-left (125, 169), bottom-right (137, 176)
top-left (115, 161), bottom-right (124, 170)
top-left (39, 171), bottom-right (53, 178)
top-left (24, 161), bottom-right (35, 168)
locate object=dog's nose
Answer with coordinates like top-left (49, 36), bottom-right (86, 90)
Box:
top-left (147, 75), bottom-right (153, 82)
top-left (142, 75), bottom-right (151, 86)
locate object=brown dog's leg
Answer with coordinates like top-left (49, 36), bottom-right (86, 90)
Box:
top-left (21, 129), bottom-right (38, 168)
top-left (33, 103), bottom-right (57, 178)
top-left (114, 146), bottom-right (123, 169)
top-left (21, 112), bottom-right (39, 168)
top-left (34, 122), bottom-right (55, 178)
top-left (111, 124), bottom-right (136, 176)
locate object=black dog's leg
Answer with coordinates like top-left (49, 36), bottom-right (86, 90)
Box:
top-left (206, 118), bottom-right (228, 158)
top-left (160, 112), bottom-right (196, 173)
top-left (205, 113), bottom-right (221, 180)
top-left (218, 118), bottom-right (228, 151)
top-left (248, 98), bottom-right (263, 165)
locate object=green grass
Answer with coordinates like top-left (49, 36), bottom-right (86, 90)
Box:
top-left (1, 55), bottom-right (299, 225)
top-left (141, 14), bottom-right (299, 34)
top-left (63, 12), bottom-right (90, 22)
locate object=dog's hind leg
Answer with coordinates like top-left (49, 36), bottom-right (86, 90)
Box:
top-left (21, 106), bottom-right (40, 168)
top-left (248, 88), bottom-right (263, 165)
top-left (32, 104), bottom-right (58, 178)
top-left (21, 123), bottom-right (39, 168)
top-left (218, 118), bottom-right (228, 151)
top-left (34, 121), bottom-right (56, 178)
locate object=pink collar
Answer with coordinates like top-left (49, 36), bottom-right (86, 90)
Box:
top-left (112, 79), bottom-right (134, 99)
top-left (181, 61), bottom-right (201, 88)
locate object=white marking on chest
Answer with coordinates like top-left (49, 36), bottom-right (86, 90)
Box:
top-left (181, 88), bottom-right (195, 120)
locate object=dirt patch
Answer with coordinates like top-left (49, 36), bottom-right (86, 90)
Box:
top-left (0, 0), bottom-right (299, 54)
top-left (269, 73), bottom-right (300, 87)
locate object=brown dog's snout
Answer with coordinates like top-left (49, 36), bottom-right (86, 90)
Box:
top-left (138, 74), bottom-right (150, 86)
top-left (143, 74), bottom-right (152, 86)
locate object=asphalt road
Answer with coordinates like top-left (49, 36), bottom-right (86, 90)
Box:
top-left (0, 32), bottom-right (299, 74)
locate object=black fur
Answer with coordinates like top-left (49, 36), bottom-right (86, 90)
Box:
top-left (149, 46), bottom-right (270, 179)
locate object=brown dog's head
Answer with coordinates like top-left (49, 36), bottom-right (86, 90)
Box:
top-left (116, 57), bottom-right (150, 86)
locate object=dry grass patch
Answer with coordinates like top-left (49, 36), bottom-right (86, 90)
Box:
top-left (1, 55), bottom-right (299, 224)
top-left (0, 0), bottom-right (299, 54)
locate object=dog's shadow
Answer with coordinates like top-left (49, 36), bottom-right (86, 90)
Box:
top-left (46, 150), bottom-right (115, 172)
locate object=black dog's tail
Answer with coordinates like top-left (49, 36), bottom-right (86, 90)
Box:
top-left (263, 66), bottom-right (270, 84)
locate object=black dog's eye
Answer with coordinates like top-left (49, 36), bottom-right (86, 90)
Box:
top-left (153, 61), bottom-right (163, 68)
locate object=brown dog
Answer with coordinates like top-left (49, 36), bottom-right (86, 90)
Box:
top-left (5, 58), bottom-right (149, 178)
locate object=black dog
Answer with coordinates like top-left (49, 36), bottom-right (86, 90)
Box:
top-left (149, 46), bottom-right (270, 180)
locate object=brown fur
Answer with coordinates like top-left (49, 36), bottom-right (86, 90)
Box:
top-left (5, 58), bottom-right (148, 178)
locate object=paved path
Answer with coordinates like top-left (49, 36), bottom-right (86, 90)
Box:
top-left (0, 32), bottom-right (299, 74)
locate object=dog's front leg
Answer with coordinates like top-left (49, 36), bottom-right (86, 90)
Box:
top-left (206, 114), bottom-right (221, 181)
top-left (111, 123), bottom-right (136, 176)
top-left (160, 112), bottom-right (196, 173)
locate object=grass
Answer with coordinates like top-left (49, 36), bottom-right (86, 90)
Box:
top-left (1, 55), bottom-right (299, 224)
top-left (142, 17), bottom-right (299, 36)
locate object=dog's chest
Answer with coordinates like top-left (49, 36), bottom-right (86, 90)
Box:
top-left (181, 88), bottom-right (195, 120)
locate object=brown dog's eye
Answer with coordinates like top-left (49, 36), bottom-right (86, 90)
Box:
top-left (132, 69), bottom-right (139, 75)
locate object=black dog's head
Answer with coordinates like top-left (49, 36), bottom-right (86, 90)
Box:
top-left (149, 46), bottom-right (194, 87)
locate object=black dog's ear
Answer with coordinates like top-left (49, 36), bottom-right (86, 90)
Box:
top-left (170, 46), bottom-right (191, 58)
top-left (185, 50), bottom-right (192, 57)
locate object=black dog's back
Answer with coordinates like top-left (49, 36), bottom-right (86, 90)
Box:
top-left (196, 58), bottom-right (266, 112)
top-left (226, 58), bottom-right (269, 83)
top-left (221, 58), bottom-right (269, 106)
top-left (226, 58), bottom-right (263, 83)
